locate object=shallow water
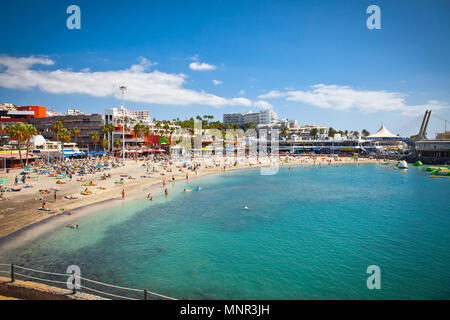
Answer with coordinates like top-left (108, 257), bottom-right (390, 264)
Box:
top-left (1, 164), bottom-right (449, 299)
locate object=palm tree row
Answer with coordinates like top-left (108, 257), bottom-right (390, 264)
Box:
top-left (5, 123), bottom-right (37, 167)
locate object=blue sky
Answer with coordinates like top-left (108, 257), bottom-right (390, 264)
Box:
top-left (0, 0), bottom-right (449, 136)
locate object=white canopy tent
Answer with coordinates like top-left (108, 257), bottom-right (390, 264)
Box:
top-left (368, 123), bottom-right (398, 138)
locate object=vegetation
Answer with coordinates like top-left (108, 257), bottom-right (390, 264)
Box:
top-left (23, 124), bottom-right (37, 166)
top-left (102, 139), bottom-right (109, 152)
top-left (52, 121), bottom-right (63, 159)
top-left (90, 131), bottom-right (100, 152)
top-left (58, 128), bottom-right (71, 158)
top-left (114, 138), bottom-right (122, 149)
top-left (5, 123), bottom-right (26, 167)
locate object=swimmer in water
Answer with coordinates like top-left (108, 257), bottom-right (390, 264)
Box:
top-left (148, 193), bottom-right (153, 200)
top-left (243, 205), bottom-right (249, 210)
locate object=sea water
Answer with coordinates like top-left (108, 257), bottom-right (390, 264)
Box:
top-left (1, 164), bottom-right (449, 299)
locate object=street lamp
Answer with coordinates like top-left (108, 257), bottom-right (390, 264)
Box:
top-left (119, 86), bottom-right (127, 164)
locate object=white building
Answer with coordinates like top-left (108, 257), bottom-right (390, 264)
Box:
top-left (104, 107), bottom-right (152, 126)
top-left (66, 108), bottom-right (88, 115)
top-left (242, 111), bottom-right (260, 126)
top-left (223, 113), bottom-right (243, 126)
top-left (223, 109), bottom-right (278, 127)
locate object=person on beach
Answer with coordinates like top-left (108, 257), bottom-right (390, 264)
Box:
top-left (54, 191), bottom-right (57, 202)
top-left (164, 188), bottom-right (168, 197)
top-left (172, 175), bottom-right (175, 182)
top-left (148, 193), bottom-right (153, 200)
top-left (15, 176), bottom-right (18, 185)
top-left (122, 189), bottom-right (125, 200)
top-left (163, 179), bottom-right (166, 187)
top-left (186, 173), bottom-right (189, 180)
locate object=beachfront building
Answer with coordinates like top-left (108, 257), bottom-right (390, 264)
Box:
top-left (259, 109), bottom-right (278, 125)
top-left (28, 114), bottom-right (104, 151)
top-left (223, 113), bottom-right (243, 127)
top-left (0, 106), bottom-right (47, 146)
top-left (366, 123), bottom-right (405, 152)
top-left (66, 108), bottom-right (89, 116)
top-left (223, 110), bottom-right (278, 128)
top-left (104, 107), bottom-right (176, 155)
top-left (414, 130), bottom-right (450, 158)
top-left (278, 136), bottom-right (367, 155)
top-left (104, 107), bottom-right (152, 126)
top-left (284, 125), bottom-right (329, 140)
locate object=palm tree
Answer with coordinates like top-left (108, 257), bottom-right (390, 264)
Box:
top-left (143, 126), bottom-right (150, 147)
top-left (5, 123), bottom-right (26, 167)
top-left (102, 139), bottom-right (109, 152)
top-left (90, 131), bottom-right (100, 152)
top-left (155, 121), bottom-right (161, 134)
top-left (133, 123), bottom-right (143, 149)
top-left (163, 123), bottom-right (170, 134)
top-left (281, 126), bottom-right (289, 139)
top-left (52, 121), bottom-right (64, 160)
top-left (101, 124), bottom-right (109, 142)
top-left (58, 128), bottom-right (71, 159)
top-left (114, 138), bottom-right (122, 149)
top-left (72, 127), bottom-right (80, 140)
top-left (107, 123), bottom-right (115, 151)
top-left (23, 124), bottom-right (37, 166)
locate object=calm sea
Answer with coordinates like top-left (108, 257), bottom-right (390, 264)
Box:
top-left (1, 164), bottom-right (449, 299)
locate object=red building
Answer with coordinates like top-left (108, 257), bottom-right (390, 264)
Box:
top-left (0, 106), bottom-right (46, 124)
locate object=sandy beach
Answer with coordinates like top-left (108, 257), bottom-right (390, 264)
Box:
top-left (0, 155), bottom-right (378, 240)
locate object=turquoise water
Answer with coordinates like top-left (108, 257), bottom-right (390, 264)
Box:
top-left (1, 164), bottom-right (450, 299)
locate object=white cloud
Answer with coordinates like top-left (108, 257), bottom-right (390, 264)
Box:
top-left (212, 79), bottom-right (222, 85)
top-left (253, 100), bottom-right (273, 110)
top-left (259, 84), bottom-right (447, 115)
top-left (258, 90), bottom-right (286, 99)
top-left (189, 62), bottom-right (217, 71)
top-left (0, 55), bottom-right (253, 108)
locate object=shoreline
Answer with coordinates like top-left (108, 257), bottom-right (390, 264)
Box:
top-left (0, 156), bottom-right (379, 250)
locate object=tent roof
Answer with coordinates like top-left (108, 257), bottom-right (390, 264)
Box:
top-left (368, 123), bottom-right (398, 138)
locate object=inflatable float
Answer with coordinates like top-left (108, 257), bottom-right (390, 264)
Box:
top-left (397, 161), bottom-right (408, 169)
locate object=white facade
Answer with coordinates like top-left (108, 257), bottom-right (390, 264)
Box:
top-left (259, 109), bottom-right (277, 125)
top-left (224, 110), bottom-right (278, 127)
top-left (223, 113), bottom-right (243, 126)
top-left (66, 108), bottom-right (88, 115)
top-left (242, 111), bottom-right (260, 126)
top-left (104, 107), bottom-right (152, 125)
